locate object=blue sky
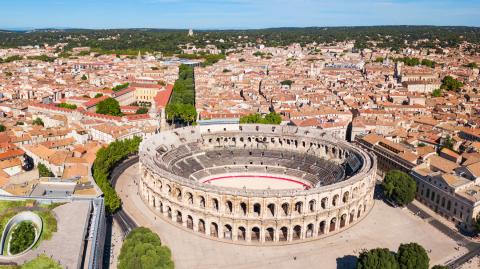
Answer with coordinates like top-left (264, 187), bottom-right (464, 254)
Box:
top-left (0, 0), bottom-right (479, 29)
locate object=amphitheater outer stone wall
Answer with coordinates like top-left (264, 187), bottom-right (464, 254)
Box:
top-left (139, 124), bottom-right (377, 244)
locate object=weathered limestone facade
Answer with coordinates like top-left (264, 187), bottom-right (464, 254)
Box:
top-left (139, 124), bottom-right (377, 244)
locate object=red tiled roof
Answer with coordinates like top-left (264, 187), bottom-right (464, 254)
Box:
top-left (0, 149), bottom-right (24, 161)
top-left (154, 84), bottom-right (173, 109)
top-left (84, 96), bottom-right (109, 107)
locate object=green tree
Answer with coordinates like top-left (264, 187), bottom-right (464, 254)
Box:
top-left (112, 83), bottom-right (130, 92)
top-left (240, 112), bottom-right (282, 125)
top-left (382, 170), bottom-right (416, 206)
top-left (94, 93), bottom-right (103, 98)
top-left (280, 80), bottom-right (294, 86)
top-left (81, 74), bottom-right (88, 80)
top-left (441, 76), bottom-right (463, 92)
top-left (9, 221), bottom-right (36, 254)
top-left (136, 107), bottom-right (149, 114)
top-left (57, 103), bottom-right (77, 109)
top-left (396, 243), bottom-right (429, 269)
top-left (32, 118), bottom-right (44, 126)
top-left (96, 98), bottom-right (122, 116)
top-left (0, 124), bottom-right (5, 132)
top-left (93, 137), bottom-right (142, 213)
top-left (118, 227), bottom-right (174, 269)
top-left (38, 163), bottom-right (54, 177)
top-left (440, 135), bottom-right (455, 151)
top-left (474, 214), bottom-right (480, 234)
top-left (357, 248), bottom-right (399, 269)
top-left (431, 266), bottom-right (448, 269)
top-left (431, 89), bottom-right (442, 97)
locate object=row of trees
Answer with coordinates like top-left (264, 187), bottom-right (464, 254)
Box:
top-left (239, 112), bottom-right (282, 125)
top-left (0, 124), bottom-right (5, 132)
top-left (394, 57), bottom-right (437, 68)
top-left (118, 227), bottom-right (174, 269)
top-left (38, 163), bottom-right (54, 177)
top-left (166, 64), bottom-right (197, 125)
top-left (93, 137), bottom-right (142, 213)
top-left (112, 82), bottom-right (130, 92)
top-left (357, 242), bottom-right (445, 269)
top-left (57, 103), bottom-right (77, 109)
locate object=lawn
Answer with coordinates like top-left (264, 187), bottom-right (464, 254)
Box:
top-left (0, 254), bottom-right (63, 269)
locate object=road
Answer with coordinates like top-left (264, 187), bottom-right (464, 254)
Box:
top-left (406, 202), bottom-right (480, 268)
top-left (110, 156), bottom-right (139, 236)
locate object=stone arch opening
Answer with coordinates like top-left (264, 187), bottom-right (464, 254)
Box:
top-left (186, 192), bottom-right (193, 204)
top-left (350, 210), bottom-right (355, 224)
top-left (199, 196), bottom-right (205, 208)
top-left (279, 227), bottom-right (288, 241)
top-left (321, 197), bottom-right (328, 209)
top-left (253, 203), bottom-right (261, 216)
top-left (293, 225), bottom-right (302, 240)
top-left (281, 203), bottom-right (289, 216)
top-left (210, 222), bottom-right (218, 238)
top-left (306, 224), bottom-right (314, 238)
top-left (343, 192), bottom-right (349, 203)
top-left (176, 188), bottom-right (182, 201)
top-left (330, 218), bottom-right (337, 232)
top-left (240, 202), bottom-right (247, 216)
top-left (265, 227), bottom-right (274, 242)
top-left (357, 206), bottom-right (362, 218)
top-left (167, 206), bottom-right (172, 219)
top-left (309, 200), bottom-right (316, 212)
top-left (176, 211), bottom-right (182, 224)
top-left (224, 224), bottom-right (232, 240)
top-left (332, 195), bottom-right (339, 207)
top-left (187, 215), bottom-right (193, 229)
top-left (238, 227), bottom-right (246, 240)
top-left (267, 203), bottom-right (275, 217)
top-left (319, 221), bottom-right (326, 235)
top-left (198, 219), bottom-right (205, 233)
top-left (212, 198), bottom-right (219, 211)
top-left (340, 213), bottom-right (347, 228)
top-left (225, 200), bottom-right (233, 214)
top-left (294, 201), bottom-right (303, 214)
top-left (251, 227), bottom-right (260, 241)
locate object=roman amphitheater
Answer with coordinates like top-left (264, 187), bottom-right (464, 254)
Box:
top-left (138, 124), bottom-right (377, 244)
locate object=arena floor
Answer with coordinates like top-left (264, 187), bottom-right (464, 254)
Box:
top-left (117, 163), bottom-right (467, 269)
top-left (199, 174), bottom-right (309, 190)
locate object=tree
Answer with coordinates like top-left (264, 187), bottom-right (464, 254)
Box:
top-left (440, 135), bottom-right (455, 151)
top-left (382, 170), bottom-right (416, 206)
top-left (136, 107), bottom-right (149, 114)
top-left (93, 137), bottom-right (142, 213)
top-left (240, 112), bottom-right (282, 125)
top-left (396, 243), bottom-right (429, 269)
top-left (112, 83), bottom-right (130, 92)
top-left (431, 266), bottom-right (448, 269)
top-left (9, 221), bottom-right (36, 254)
top-left (357, 248), bottom-right (399, 269)
top-left (94, 93), bottom-right (103, 98)
top-left (441, 76), bottom-right (463, 92)
top-left (57, 103), bottom-right (77, 109)
top-left (474, 214), bottom-right (480, 234)
top-left (38, 163), bottom-right (54, 177)
top-left (96, 98), bottom-right (122, 116)
top-left (280, 80), bottom-right (294, 86)
top-left (81, 74), bottom-right (88, 80)
top-left (0, 124), bottom-right (5, 132)
top-left (118, 227), bottom-right (174, 269)
top-left (32, 118), bottom-right (44, 127)
top-left (431, 89), bottom-right (442, 97)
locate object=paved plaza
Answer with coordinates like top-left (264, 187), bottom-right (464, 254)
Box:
top-left (117, 164), bottom-right (468, 269)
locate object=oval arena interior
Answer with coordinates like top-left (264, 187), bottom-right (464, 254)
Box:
top-left (139, 124), bottom-right (377, 244)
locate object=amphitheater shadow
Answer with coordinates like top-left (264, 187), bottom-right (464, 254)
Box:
top-left (336, 255), bottom-right (357, 269)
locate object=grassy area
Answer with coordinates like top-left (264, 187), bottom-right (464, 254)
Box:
top-left (0, 201), bottom-right (59, 249)
top-left (0, 254), bottom-right (63, 269)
